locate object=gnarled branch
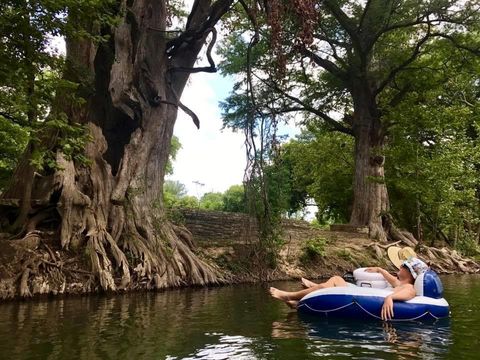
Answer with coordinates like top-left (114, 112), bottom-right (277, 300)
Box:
top-left (168, 27), bottom-right (218, 74)
top-left (158, 99), bottom-right (200, 129)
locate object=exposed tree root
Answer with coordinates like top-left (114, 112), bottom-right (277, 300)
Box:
top-left (418, 245), bottom-right (480, 273)
top-left (19, 267), bottom-right (32, 297)
top-left (368, 221), bottom-right (387, 242)
top-left (363, 214), bottom-right (479, 273)
top-left (381, 214), bottom-right (418, 247)
top-left (368, 240), bottom-right (479, 273)
top-left (4, 132), bottom-right (224, 297)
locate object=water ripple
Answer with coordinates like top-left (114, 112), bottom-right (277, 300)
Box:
top-left (0, 275), bottom-right (477, 359)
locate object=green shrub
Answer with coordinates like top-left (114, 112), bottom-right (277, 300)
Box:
top-left (336, 249), bottom-right (353, 261)
top-left (301, 236), bottom-right (328, 262)
top-left (456, 236), bottom-right (480, 257)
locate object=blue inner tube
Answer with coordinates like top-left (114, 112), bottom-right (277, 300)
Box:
top-left (297, 286), bottom-right (450, 321)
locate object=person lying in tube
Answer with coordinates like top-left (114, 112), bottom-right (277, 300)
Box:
top-left (269, 257), bottom-right (429, 320)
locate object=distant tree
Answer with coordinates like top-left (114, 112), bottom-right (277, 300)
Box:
top-left (175, 195), bottom-right (199, 209)
top-left (164, 180), bottom-right (187, 198)
top-left (164, 183), bottom-right (248, 213)
top-left (163, 179), bottom-right (200, 209)
top-left (163, 179), bottom-right (188, 206)
top-left (199, 192), bottom-right (224, 210)
top-left (222, 184), bottom-right (246, 213)
top-left (282, 127), bottom-right (354, 224)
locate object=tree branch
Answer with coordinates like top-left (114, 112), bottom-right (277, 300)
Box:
top-left (376, 9), bottom-right (479, 44)
top-left (375, 24), bottom-right (432, 96)
top-left (238, 0), bottom-right (259, 42)
top-left (168, 27), bottom-right (218, 74)
top-left (166, 0), bottom-right (234, 58)
top-left (323, 0), bottom-right (361, 50)
top-left (159, 100), bottom-right (200, 129)
top-left (358, 0), bottom-right (373, 30)
top-left (165, 0), bottom-right (233, 62)
top-left (381, 18), bottom-right (431, 34)
top-left (300, 47), bottom-right (348, 81)
top-left (313, 34), bottom-right (349, 67)
top-left (165, 0), bottom-right (234, 96)
top-left (254, 74), bottom-right (353, 136)
top-left (429, 32), bottom-right (480, 56)
top-left (313, 33), bottom-right (348, 47)
top-left (388, 83), bottom-right (412, 108)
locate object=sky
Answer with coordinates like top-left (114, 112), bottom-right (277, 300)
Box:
top-left (167, 72), bottom-right (247, 198)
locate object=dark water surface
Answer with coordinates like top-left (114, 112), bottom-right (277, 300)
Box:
top-left (0, 275), bottom-right (479, 359)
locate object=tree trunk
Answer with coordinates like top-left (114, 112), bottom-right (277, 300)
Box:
top-left (348, 83), bottom-right (419, 246)
top-left (1, 0), bottom-right (233, 294)
top-left (349, 83), bottom-right (389, 241)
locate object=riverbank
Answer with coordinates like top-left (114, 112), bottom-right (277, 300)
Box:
top-left (0, 209), bottom-right (478, 301)
top-left (203, 226), bottom-right (480, 283)
top-left (181, 209), bottom-right (480, 281)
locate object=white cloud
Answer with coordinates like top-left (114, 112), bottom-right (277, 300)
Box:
top-left (169, 72), bottom-right (246, 197)
top-left (169, 71), bottom-right (304, 199)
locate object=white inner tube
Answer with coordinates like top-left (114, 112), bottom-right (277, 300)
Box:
top-left (353, 267), bottom-right (386, 281)
top-left (356, 280), bottom-right (390, 289)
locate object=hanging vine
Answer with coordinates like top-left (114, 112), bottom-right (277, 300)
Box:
top-left (233, 0), bottom-right (319, 270)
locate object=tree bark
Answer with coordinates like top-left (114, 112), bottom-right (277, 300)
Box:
top-left (1, 0), bottom-right (233, 294)
top-left (348, 81), bottom-right (419, 245)
top-left (349, 81), bottom-right (389, 241)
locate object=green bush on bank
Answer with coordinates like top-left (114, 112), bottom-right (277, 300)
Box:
top-left (301, 236), bottom-right (328, 263)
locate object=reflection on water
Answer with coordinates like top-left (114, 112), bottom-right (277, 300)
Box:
top-left (271, 311), bottom-right (451, 359)
top-left (0, 275), bottom-right (477, 359)
top-left (174, 334), bottom-right (256, 360)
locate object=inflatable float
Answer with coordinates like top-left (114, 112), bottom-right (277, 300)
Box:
top-left (297, 268), bottom-right (449, 321)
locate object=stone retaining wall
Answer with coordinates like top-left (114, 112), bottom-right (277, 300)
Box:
top-left (178, 208), bottom-right (326, 248)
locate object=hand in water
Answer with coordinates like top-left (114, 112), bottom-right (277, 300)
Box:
top-left (382, 296), bottom-right (394, 320)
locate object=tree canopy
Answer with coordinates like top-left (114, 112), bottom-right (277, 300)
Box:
top-left (220, 0), bottom-right (480, 247)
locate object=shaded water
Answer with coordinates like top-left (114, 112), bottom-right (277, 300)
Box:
top-left (0, 275), bottom-right (478, 359)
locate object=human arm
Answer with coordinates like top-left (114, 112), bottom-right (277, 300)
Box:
top-left (365, 267), bottom-right (400, 287)
top-left (381, 284), bottom-right (416, 321)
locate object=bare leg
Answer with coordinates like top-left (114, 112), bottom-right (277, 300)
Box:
top-left (270, 276), bottom-right (348, 304)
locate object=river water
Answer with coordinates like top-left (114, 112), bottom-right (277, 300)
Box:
top-left (0, 275), bottom-right (478, 359)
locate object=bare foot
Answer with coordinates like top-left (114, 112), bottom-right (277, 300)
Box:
top-left (269, 287), bottom-right (292, 302)
top-left (286, 300), bottom-right (298, 309)
top-left (301, 278), bottom-right (318, 288)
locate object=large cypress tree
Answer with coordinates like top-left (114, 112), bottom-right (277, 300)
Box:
top-left (1, 0), bottom-right (235, 294)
